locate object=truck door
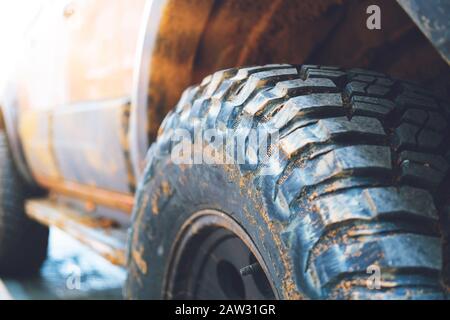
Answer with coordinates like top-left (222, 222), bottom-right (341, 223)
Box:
top-left (16, 0), bottom-right (146, 200)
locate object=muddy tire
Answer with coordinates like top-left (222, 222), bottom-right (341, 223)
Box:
top-left (0, 129), bottom-right (48, 276)
top-left (126, 65), bottom-right (449, 299)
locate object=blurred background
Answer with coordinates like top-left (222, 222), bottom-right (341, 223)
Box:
top-left (0, 1), bottom-right (42, 91)
top-left (0, 228), bottom-right (125, 300)
top-left (0, 3), bottom-right (125, 299)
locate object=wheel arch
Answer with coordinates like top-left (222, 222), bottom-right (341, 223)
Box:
top-left (130, 0), bottom-right (450, 179)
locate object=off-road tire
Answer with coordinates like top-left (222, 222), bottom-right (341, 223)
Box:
top-left (0, 130), bottom-right (48, 276)
top-left (127, 65), bottom-right (449, 299)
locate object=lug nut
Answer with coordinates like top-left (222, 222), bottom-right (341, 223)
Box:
top-left (240, 262), bottom-right (262, 277)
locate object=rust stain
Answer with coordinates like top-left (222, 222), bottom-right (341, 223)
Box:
top-left (84, 200), bottom-right (97, 213)
top-left (26, 199), bottom-right (127, 266)
top-left (161, 180), bottom-right (172, 197)
top-left (151, 195), bottom-right (159, 215)
top-left (132, 245), bottom-right (148, 275)
top-left (104, 249), bottom-right (127, 266)
top-left (34, 175), bottom-right (134, 213)
top-left (243, 205), bottom-right (257, 226)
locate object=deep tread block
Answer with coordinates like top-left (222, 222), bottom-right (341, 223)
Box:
top-left (310, 234), bottom-right (442, 291)
top-left (134, 64), bottom-right (450, 300)
top-left (398, 151), bottom-right (449, 189)
top-left (314, 186), bottom-right (439, 225)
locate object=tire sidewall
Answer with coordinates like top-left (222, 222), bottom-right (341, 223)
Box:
top-left (126, 157), bottom-right (294, 299)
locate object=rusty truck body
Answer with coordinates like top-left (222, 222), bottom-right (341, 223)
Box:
top-left (0, 0), bottom-right (449, 299)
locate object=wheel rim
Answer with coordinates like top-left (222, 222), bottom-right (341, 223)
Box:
top-left (165, 210), bottom-right (277, 300)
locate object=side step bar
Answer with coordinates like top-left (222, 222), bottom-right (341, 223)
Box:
top-left (25, 199), bottom-right (128, 266)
